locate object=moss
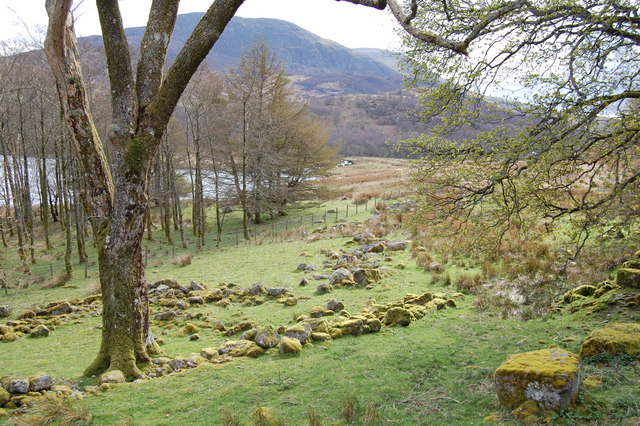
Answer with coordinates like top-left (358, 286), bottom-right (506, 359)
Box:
top-left (279, 337), bottom-right (302, 354)
top-left (309, 306), bottom-right (325, 318)
top-left (580, 323), bottom-right (640, 358)
top-left (582, 375), bottom-right (602, 389)
top-left (1, 333), bottom-right (17, 342)
top-left (0, 325), bottom-right (11, 335)
top-left (616, 268), bottom-right (640, 288)
top-left (0, 387), bottom-right (10, 407)
top-left (511, 400), bottom-right (538, 420)
top-left (562, 285), bottom-right (597, 303)
top-left (311, 332), bottom-right (332, 341)
top-left (384, 307), bottom-right (414, 327)
top-left (495, 348), bottom-right (581, 409)
top-left (218, 340), bottom-right (265, 358)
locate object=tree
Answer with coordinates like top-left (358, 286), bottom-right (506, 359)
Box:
top-left (43, 0), bottom-right (406, 379)
top-left (396, 0), bottom-right (640, 256)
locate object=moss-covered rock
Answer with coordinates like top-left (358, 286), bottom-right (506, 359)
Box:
top-left (331, 317), bottom-right (366, 336)
top-left (562, 285), bottom-right (597, 303)
top-left (616, 268), bottom-right (640, 288)
top-left (0, 387), bottom-right (10, 407)
top-left (254, 326), bottom-right (281, 349)
top-left (404, 292), bottom-right (434, 305)
top-left (218, 340), bottom-right (265, 358)
top-left (594, 281), bottom-right (619, 298)
top-left (384, 307), bottom-right (414, 327)
top-left (16, 311), bottom-right (36, 320)
top-left (100, 370), bottom-right (126, 385)
top-left (309, 306), bottom-right (325, 318)
top-left (0, 333), bottom-right (17, 343)
top-left (284, 323), bottom-right (312, 344)
top-left (279, 337), bottom-right (302, 354)
top-left (330, 268), bottom-right (356, 287)
top-left (29, 325), bottom-right (50, 338)
top-left (494, 348), bottom-right (581, 411)
top-left (0, 325), bottom-right (11, 335)
top-left (311, 332), bottom-right (332, 341)
top-left (353, 269), bottom-right (382, 287)
top-left (28, 374), bottom-right (52, 392)
top-left (580, 322), bottom-right (640, 358)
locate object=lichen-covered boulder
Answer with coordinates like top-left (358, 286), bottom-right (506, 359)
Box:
top-left (28, 374), bottom-right (52, 392)
top-left (404, 292), bottom-right (434, 305)
top-left (254, 326), bottom-right (281, 349)
top-left (580, 322), bottom-right (640, 358)
top-left (562, 285), bottom-right (597, 303)
top-left (30, 325), bottom-right (50, 338)
top-left (316, 283), bottom-right (333, 293)
top-left (218, 340), bottom-right (265, 358)
top-left (100, 370), bottom-right (126, 385)
top-left (266, 287), bottom-right (287, 297)
top-left (2, 378), bottom-right (29, 395)
top-left (46, 301), bottom-right (73, 316)
top-left (326, 299), bottom-right (344, 312)
top-left (0, 306), bottom-right (12, 318)
top-left (494, 348), bottom-right (581, 411)
top-left (309, 306), bottom-right (325, 318)
top-left (279, 337), bottom-right (302, 354)
top-left (0, 333), bottom-right (17, 342)
top-left (330, 268), bottom-right (356, 286)
top-left (384, 307), bottom-right (414, 327)
top-left (0, 325), bottom-right (11, 335)
top-left (616, 268), bottom-right (640, 288)
top-left (387, 241), bottom-right (407, 251)
top-left (284, 323), bottom-right (312, 344)
top-left (353, 269), bottom-right (382, 287)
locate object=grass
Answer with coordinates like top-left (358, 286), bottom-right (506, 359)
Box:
top-left (1, 157), bottom-right (639, 425)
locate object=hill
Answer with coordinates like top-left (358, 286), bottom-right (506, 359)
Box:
top-left (81, 14), bottom-right (402, 96)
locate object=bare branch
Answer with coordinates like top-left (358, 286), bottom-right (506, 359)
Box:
top-left (96, 0), bottom-right (136, 142)
top-left (136, 0), bottom-right (179, 111)
top-left (335, 0), bottom-right (387, 10)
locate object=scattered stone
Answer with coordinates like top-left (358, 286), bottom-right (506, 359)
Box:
top-left (283, 297), bottom-right (298, 307)
top-left (189, 334), bottom-right (200, 341)
top-left (189, 281), bottom-right (204, 291)
top-left (200, 348), bottom-right (218, 360)
top-left (387, 241), bottom-right (407, 251)
top-left (218, 340), bottom-right (265, 358)
top-left (188, 296), bottom-right (204, 305)
top-left (494, 348), bottom-right (581, 411)
top-left (616, 268), bottom-right (640, 288)
top-left (299, 278), bottom-right (308, 286)
top-left (29, 325), bottom-right (50, 338)
top-left (245, 283), bottom-right (265, 295)
top-left (2, 378), bottom-right (29, 394)
top-left (330, 268), bottom-right (355, 286)
top-left (46, 301), bottom-right (73, 316)
top-left (279, 337), bottom-right (302, 354)
top-left (266, 287), bottom-right (287, 297)
top-left (316, 283), bottom-right (333, 293)
top-left (580, 322), bottom-right (640, 358)
top-left (154, 310), bottom-right (177, 321)
top-left (16, 311), bottom-right (36, 320)
top-left (284, 323), bottom-right (312, 344)
top-left (100, 370), bottom-right (126, 385)
top-left (0, 306), bottom-right (12, 318)
top-left (254, 326), bottom-right (281, 349)
top-left (309, 306), bottom-right (325, 318)
top-left (353, 232), bottom-right (375, 243)
top-left (28, 374), bottom-right (52, 392)
top-left (326, 299), bottom-right (344, 312)
top-left (353, 269), bottom-right (381, 287)
top-left (384, 307), bottom-right (414, 327)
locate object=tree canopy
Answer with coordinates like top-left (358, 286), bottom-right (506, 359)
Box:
top-left (397, 0), bottom-right (640, 256)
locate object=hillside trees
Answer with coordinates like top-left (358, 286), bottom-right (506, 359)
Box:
top-left (396, 0), bottom-right (640, 255)
top-left (226, 44), bottom-right (337, 231)
top-left (43, 0), bottom-right (428, 380)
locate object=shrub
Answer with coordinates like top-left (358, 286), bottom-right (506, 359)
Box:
top-left (171, 253), bottom-right (192, 267)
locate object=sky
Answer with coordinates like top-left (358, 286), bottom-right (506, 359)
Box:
top-left (0, 0), bottom-right (401, 50)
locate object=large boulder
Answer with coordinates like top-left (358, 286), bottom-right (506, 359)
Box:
top-left (580, 322), bottom-right (640, 358)
top-left (2, 378), bottom-right (29, 394)
top-left (326, 299), bottom-right (344, 312)
top-left (284, 323), bottom-right (312, 344)
top-left (218, 340), bottom-right (265, 358)
top-left (30, 325), bottom-right (50, 338)
top-left (29, 374), bottom-right (53, 392)
top-left (254, 326), bottom-right (281, 349)
top-left (494, 348), bottom-right (581, 411)
top-left (387, 241), bottom-right (407, 251)
top-left (330, 268), bottom-right (355, 286)
top-left (353, 269), bottom-right (382, 287)
top-left (279, 337), bottom-right (302, 354)
top-left (384, 307), bottom-right (414, 327)
top-left (616, 268), bottom-right (640, 288)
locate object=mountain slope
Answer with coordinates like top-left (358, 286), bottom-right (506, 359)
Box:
top-left (81, 14), bottom-right (401, 95)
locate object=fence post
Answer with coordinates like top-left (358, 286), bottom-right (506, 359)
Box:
top-left (356, 203), bottom-right (358, 214)
top-left (346, 204), bottom-right (349, 217)
top-left (365, 200), bottom-right (368, 211)
top-left (311, 214), bottom-right (314, 226)
top-left (335, 208), bottom-right (338, 221)
top-left (285, 219), bottom-right (289, 231)
top-left (323, 212), bottom-right (327, 227)
top-left (236, 230), bottom-right (239, 246)
top-left (50, 263), bottom-right (53, 278)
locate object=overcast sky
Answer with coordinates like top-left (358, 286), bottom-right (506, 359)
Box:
top-left (0, 0), bottom-right (401, 50)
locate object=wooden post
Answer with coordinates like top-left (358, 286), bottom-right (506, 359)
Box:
top-left (346, 204), bottom-right (349, 217)
top-left (50, 263), bottom-right (53, 278)
top-left (285, 219), bottom-right (289, 231)
top-left (311, 214), bottom-right (314, 225)
top-left (85, 260), bottom-right (89, 278)
top-left (236, 230), bottom-right (239, 246)
top-left (335, 208), bottom-right (338, 221)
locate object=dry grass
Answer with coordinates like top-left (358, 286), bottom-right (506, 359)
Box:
top-left (363, 403), bottom-right (381, 425)
top-left (455, 273), bottom-right (483, 292)
top-left (222, 411), bottom-right (239, 426)
top-left (340, 396), bottom-right (360, 423)
top-left (252, 407), bottom-right (282, 426)
top-left (9, 397), bottom-right (92, 425)
top-left (42, 274), bottom-right (68, 289)
top-left (306, 408), bottom-right (321, 426)
top-left (171, 253), bottom-right (192, 267)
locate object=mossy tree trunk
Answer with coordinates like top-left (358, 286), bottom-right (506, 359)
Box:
top-left (45, 0), bottom-right (245, 379)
